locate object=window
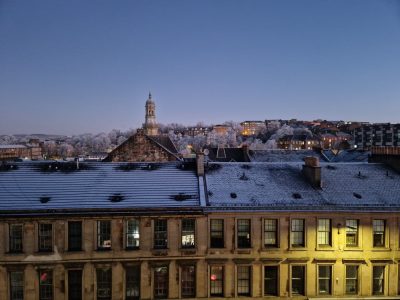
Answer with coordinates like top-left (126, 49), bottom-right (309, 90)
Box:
top-left (237, 266), bottom-right (251, 296)
top-left (346, 220), bottom-right (358, 247)
top-left (317, 219), bottom-right (331, 246)
top-left (154, 219), bottom-right (168, 249)
top-left (68, 270), bottom-right (82, 300)
top-left (181, 265), bottom-right (195, 298)
top-left (237, 219), bottom-right (251, 248)
top-left (318, 265), bottom-right (332, 295)
top-left (372, 266), bottom-right (385, 295)
top-left (264, 266), bottom-right (278, 296)
top-left (39, 270), bottom-right (53, 300)
top-left (68, 221), bottom-right (82, 251)
top-left (9, 271), bottom-right (24, 300)
top-left (373, 220), bottom-right (385, 247)
top-left (9, 224), bottom-right (23, 253)
top-left (264, 219), bottom-right (278, 247)
top-left (154, 266), bottom-right (168, 298)
top-left (126, 219), bottom-right (140, 249)
top-left (291, 219), bottom-right (305, 247)
top-left (345, 265), bottom-right (358, 295)
top-left (291, 266), bottom-right (305, 296)
top-left (97, 268), bottom-right (112, 300)
top-left (210, 219), bottom-right (224, 248)
top-left (126, 266), bottom-right (140, 300)
top-left (38, 224), bottom-right (53, 252)
top-left (210, 266), bottom-right (224, 297)
top-left (97, 221), bottom-right (111, 250)
top-left (181, 219), bottom-right (195, 248)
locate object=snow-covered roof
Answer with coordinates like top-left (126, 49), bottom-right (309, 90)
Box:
top-left (0, 144), bottom-right (27, 149)
top-left (0, 162), bottom-right (201, 215)
top-left (205, 162), bottom-right (400, 211)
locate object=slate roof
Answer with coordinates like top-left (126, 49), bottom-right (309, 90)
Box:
top-left (147, 135), bottom-right (178, 155)
top-left (205, 147), bottom-right (250, 162)
top-left (0, 162), bottom-right (200, 216)
top-left (205, 162), bottom-right (400, 211)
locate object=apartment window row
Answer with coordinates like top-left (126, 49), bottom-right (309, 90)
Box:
top-left (7, 264), bottom-right (392, 299)
top-left (209, 218), bottom-right (388, 249)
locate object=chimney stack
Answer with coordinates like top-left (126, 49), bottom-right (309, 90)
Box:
top-left (302, 156), bottom-right (321, 188)
top-left (196, 153), bottom-right (205, 176)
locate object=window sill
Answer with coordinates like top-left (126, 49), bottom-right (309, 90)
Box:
top-left (37, 250), bottom-right (53, 253)
top-left (152, 249), bottom-right (168, 256)
top-left (6, 251), bottom-right (24, 255)
top-left (96, 248), bottom-right (112, 251)
top-left (125, 247), bottom-right (140, 251)
top-left (289, 247), bottom-right (307, 251)
top-left (315, 246), bottom-right (334, 251)
top-left (261, 246), bottom-right (280, 251)
top-left (371, 248), bottom-right (391, 252)
top-left (344, 247), bottom-right (363, 251)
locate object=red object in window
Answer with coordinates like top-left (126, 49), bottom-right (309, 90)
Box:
top-left (210, 274), bottom-right (217, 281)
top-left (40, 272), bottom-right (47, 282)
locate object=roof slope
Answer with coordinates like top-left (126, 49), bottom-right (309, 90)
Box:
top-left (205, 162), bottom-right (400, 211)
top-left (0, 162), bottom-right (200, 215)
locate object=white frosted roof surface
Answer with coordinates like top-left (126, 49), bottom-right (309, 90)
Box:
top-left (0, 162), bottom-right (200, 212)
top-left (0, 144), bottom-right (27, 149)
top-left (205, 162), bottom-right (400, 211)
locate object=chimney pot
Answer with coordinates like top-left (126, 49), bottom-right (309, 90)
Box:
top-left (302, 156), bottom-right (321, 188)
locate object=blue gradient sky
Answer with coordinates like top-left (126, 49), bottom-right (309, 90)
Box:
top-left (1, 0), bottom-right (400, 135)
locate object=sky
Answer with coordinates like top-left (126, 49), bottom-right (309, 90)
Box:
top-left (1, 0), bottom-right (400, 135)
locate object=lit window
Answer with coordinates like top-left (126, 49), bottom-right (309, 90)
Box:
top-left (237, 266), bottom-right (251, 296)
top-left (373, 220), bottom-right (385, 247)
top-left (264, 219), bottom-right (278, 248)
top-left (291, 219), bottom-right (305, 247)
top-left (264, 266), bottom-right (278, 296)
top-left (39, 270), bottom-right (53, 300)
top-left (68, 221), bottom-right (82, 251)
top-left (317, 219), bottom-right (331, 246)
top-left (68, 270), bottom-right (82, 300)
top-left (291, 266), bottom-right (305, 295)
top-left (210, 266), bottom-right (224, 297)
top-left (372, 266), bottom-right (385, 295)
top-left (181, 265), bottom-right (195, 297)
top-left (126, 219), bottom-right (140, 249)
top-left (154, 219), bottom-right (168, 249)
top-left (318, 265), bottom-right (332, 295)
top-left (9, 224), bottom-right (23, 253)
top-left (97, 221), bottom-right (111, 250)
top-left (181, 219), bottom-right (195, 248)
top-left (237, 219), bottom-right (251, 248)
top-left (345, 265), bottom-right (358, 295)
top-left (126, 266), bottom-right (140, 300)
top-left (38, 224), bottom-right (53, 252)
top-left (154, 266), bottom-right (168, 298)
top-left (346, 220), bottom-right (358, 247)
top-left (97, 268), bottom-right (112, 300)
top-left (9, 271), bottom-right (24, 300)
top-left (210, 220), bottom-right (224, 248)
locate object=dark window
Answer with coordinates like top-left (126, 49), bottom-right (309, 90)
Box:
top-left (317, 219), bottom-right (331, 246)
top-left (126, 219), bottom-right (140, 249)
top-left (210, 220), bottom-right (224, 248)
top-left (38, 224), bottom-right (53, 252)
top-left (346, 220), bottom-right (358, 247)
top-left (39, 270), bottom-right (53, 300)
top-left (181, 265), bottom-right (195, 297)
top-left (126, 266), bottom-right (140, 300)
top-left (373, 266), bottom-right (385, 295)
top-left (291, 219), bottom-right (305, 247)
top-left (264, 266), bottom-right (278, 296)
top-left (154, 266), bottom-right (168, 298)
top-left (9, 224), bottom-right (23, 253)
top-left (345, 265), bottom-right (358, 295)
top-left (210, 266), bottom-right (224, 297)
top-left (181, 219), bottom-right (195, 248)
top-left (9, 271), bottom-right (24, 300)
top-left (373, 220), bottom-right (385, 247)
top-left (237, 266), bottom-right (251, 296)
top-left (97, 268), bottom-right (112, 300)
top-left (68, 270), bottom-right (82, 300)
top-left (291, 266), bottom-right (305, 296)
top-left (97, 221), bottom-right (111, 250)
top-left (264, 219), bottom-right (278, 247)
top-left (318, 265), bottom-right (332, 295)
top-left (237, 219), bottom-right (251, 248)
top-left (154, 219), bottom-right (168, 249)
top-left (68, 221), bottom-right (82, 251)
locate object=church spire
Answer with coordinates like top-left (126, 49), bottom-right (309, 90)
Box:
top-left (143, 93), bottom-right (158, 136)
top-left (148, 91), bottom-right (152, 99)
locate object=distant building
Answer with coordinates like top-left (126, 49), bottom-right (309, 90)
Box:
top-left (353, 123), bottom-right (400, 149)
top-left (240, 121), bottom-right (266, 136)
top-left (183, 126), bottom-right (211, 137)
top-left (212, 124), bottom-right (229, 135)
top-left (277, 134), bottom-right (320, 150)
top-left (105, 94), bottom-right (179, 162)
top-left (0, 139), bottom-right (42, 160)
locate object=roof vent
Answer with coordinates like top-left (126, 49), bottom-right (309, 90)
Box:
top-left (292, 193), bottom-right (302, 199)
top-left (230, 192), bottom-right (237, 199)
top-left (353, 192), bottom-right (362, 199)
top-left (39, 196), bottom-right (51, 203)
top-left (326, 165), bottom-right (336, 170)
top-left (239, 172), bottom-right (249, 181)
top-left (109, 193), bottom-right (124, 202)
top-left (356, 171), bottom-right (367, 179)
top-left (171, 193), bottom-right (193, 201)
